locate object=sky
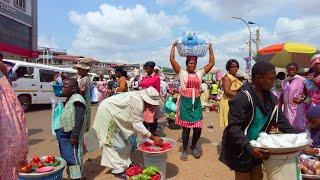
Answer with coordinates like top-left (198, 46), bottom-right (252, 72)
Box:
top-left (38, 0), bottom-right (320, 71)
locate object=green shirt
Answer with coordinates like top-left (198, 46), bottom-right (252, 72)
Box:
top-left (247, 106), bottom-right (268, 141)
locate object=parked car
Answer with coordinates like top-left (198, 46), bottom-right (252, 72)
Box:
top-left (3, 59), bottom-right (78, 111)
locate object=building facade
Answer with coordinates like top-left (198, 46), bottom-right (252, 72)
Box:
top-left (0, 0), bottom-right (37, 60)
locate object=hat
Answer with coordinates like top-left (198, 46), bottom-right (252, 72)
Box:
top-left (139, 87), bottom-right (160, 106)
top-left (75, 58), bottom-right (92, 70)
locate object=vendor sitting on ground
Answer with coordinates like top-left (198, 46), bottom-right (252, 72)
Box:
top-left (56, 78), bottom-right (87, 180)
top-left (303, 106), bottom-right (320, 156)
top-left (89, 87), bottom-right (163, 178)
top-left (219, 61), bottom-right (296, 180)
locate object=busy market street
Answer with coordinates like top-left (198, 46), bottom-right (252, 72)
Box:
top-left (26, 105), bottom-right (232, 180)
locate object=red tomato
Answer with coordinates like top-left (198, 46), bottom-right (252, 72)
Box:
top-left (32, 156), bottom-right (40, 163)
top-left (37, 162), bottom-right (44, 168)
top-left (45, 157), bottom-right (51, 163)
top-left (26, 163), bottom-right (33, 169)
top-left (49, 155), bottom-right (55, 162)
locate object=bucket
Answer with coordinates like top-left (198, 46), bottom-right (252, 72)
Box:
top-left (263, 152), bottom-right (302, 180)
top-left (52, 84), bottom-right (63, 97)
top-left (143, 152), bottom-right (167, 180)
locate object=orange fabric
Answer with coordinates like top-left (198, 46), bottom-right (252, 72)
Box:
top-left (258, 43), bottom-right (284, 55)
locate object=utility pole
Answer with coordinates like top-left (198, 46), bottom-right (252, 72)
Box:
top-left (255, 28), bottom-right (260, 52)
top-left (232, 17), bottom-right (252, 76)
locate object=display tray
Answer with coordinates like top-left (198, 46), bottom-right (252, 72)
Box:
top-left (19, 157), bottom-right (66, 178)
top-left (302, 174), bottom-right (320, 179)
top-left (253, 140), bottom-right (313, 154)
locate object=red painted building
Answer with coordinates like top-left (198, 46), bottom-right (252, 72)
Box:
top-left (0, 0), bottom-right (38, 60)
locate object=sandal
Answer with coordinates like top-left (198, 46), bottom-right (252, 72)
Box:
top-left (180, 151), bottom-right (188, 161)
top-left (190, 147), bottom-right (201, 159)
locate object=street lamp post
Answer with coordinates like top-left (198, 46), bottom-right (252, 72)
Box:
top-left (232, 17), bottom-right (252, 76)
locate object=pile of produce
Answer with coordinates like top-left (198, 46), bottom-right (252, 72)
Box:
top-left (125, 165), bottom-right (161, 180)
top-left (19, 155), bottom-right (60, 173)
top-left (139, 141), bottom-right (173, 153)
top-left (299, 155), bottom-right (320, 176)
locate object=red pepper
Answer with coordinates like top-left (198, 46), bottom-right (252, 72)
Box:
top-left (125, 165), bottom-right (143, 177)
top-left (151, 173), bottom-right (161, 180)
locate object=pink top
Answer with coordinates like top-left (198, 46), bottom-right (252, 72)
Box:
top-left (139, 72), bottom-right (161, 93)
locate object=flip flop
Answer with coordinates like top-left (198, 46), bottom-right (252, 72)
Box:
top-left (190, 147), bottom-right (201, 159)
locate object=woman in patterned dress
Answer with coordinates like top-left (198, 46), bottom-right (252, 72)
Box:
top-left (0, 61), bottom-right (28, 179)
top-left (170, 41), bottom-right (215, 161)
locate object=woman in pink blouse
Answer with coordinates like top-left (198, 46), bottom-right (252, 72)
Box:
top-left (139, 61), bottom-right (161, 135)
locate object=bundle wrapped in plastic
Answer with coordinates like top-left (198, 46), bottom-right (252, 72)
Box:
top-left (250, 132), bottom-right (311, 148)
top-left (176, 32), bottom-right (208, 57)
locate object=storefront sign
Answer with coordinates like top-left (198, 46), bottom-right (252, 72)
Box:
top-left (0, 1), bottom-right (32, 26)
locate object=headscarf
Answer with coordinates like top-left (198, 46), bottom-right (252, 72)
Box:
top-left (144, 61), bottom-right (156, 68)
top-left (186, 56), bottom-right (198, 64)
top-left (306, 105), bottom-right (320, 119)
top-left (311, 54), bottom-right (320, 67)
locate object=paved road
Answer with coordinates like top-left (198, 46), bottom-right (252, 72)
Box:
top-left (25, 105), bottom-right (234, 179)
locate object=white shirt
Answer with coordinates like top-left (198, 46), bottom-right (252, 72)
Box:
top-left (201, 83), bottom-right (208, 91)
top-left (93, 91), bottom-right (151, 146)
top-left (160, 80), bottom-right (169, 96)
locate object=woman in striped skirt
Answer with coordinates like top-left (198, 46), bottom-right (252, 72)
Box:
top-left (170, 41), bottom-right (215, 161)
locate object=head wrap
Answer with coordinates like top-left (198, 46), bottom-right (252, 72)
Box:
top-left (311, 54), bottom-right (320, 67)
top-left (306, 106), bottom-right (320, 120)
top-left (144, 61), bottom-right (156, 68)
top-left (186, 56), bottom-right (198, 65)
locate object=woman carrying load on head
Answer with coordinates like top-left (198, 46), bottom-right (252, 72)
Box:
top-left (170, 41), bottom-right (215, 161)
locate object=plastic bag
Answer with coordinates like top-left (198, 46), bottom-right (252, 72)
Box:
top-left (164, 96), bottom-right (176, 113)
top-left (91, 86), bottom-right (99, 102)
top-left (51, 97), bottom-right (64, 136)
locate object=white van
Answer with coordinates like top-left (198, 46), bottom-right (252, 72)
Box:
top-left (3, 59), bottom-right (78, 111)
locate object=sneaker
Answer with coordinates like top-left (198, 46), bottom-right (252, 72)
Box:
top-left (180, 151), bottom-right (188, 161)
top-left (190, 147), bottom-right (201, 159)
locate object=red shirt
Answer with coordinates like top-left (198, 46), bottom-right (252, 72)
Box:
top-left (139, 72), bottom-right (161, 93)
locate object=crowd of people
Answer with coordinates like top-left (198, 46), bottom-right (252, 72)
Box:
top-left (1, 45), bottom-right (320, 180)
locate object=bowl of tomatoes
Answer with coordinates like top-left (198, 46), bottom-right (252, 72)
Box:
top-left (19, 155), bottom-right (66, 179)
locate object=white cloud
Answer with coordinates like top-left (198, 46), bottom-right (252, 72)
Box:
top-left (66, 2), bottom-right (320, 73)
top-left (272, 17), bottom-right (320, 44)
top-left (183, 0), bottom-right (279, 19)
top-left (38, 35), bottom-right (60, 48)
top-left (69, 3), bottom-right (188, 55)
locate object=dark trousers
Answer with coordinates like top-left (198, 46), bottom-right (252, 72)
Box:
top-left (182, 127), bottom-right (202, 151)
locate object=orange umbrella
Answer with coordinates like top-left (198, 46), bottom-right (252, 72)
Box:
top-left (254, 42), bottom-right (318, 68)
